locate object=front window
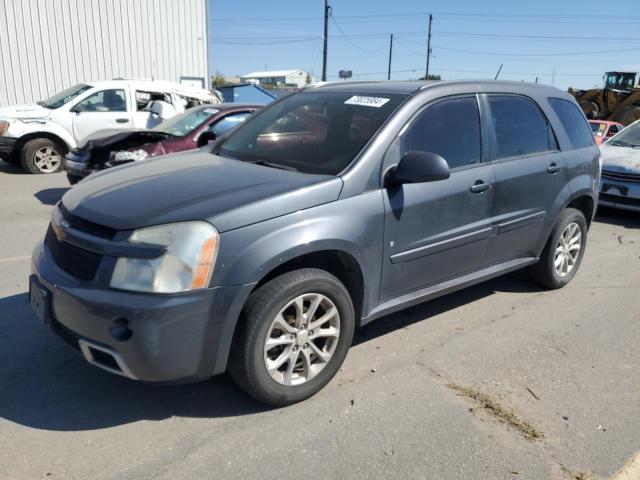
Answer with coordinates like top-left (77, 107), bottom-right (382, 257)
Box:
top-left (75, 89), bottom-right (127, 112)
top-left (215, 91), bottom-right (406, 174)
top-left (607, 122), bottom-right (640, 147)
top-left (40, 84), bottom-right (92, 109)
top-left (153, 107), bottom-right (219, 136)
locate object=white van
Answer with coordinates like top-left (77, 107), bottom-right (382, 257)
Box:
top-left (0, 79), bottom-right (222, 173)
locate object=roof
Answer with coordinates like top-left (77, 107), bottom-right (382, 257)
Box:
top-left (309, 79), bottom-right (566, 96)
top-left (83, 79), bottom-right (218, 101)
top-left (241, 70), bottom-right (304, 78)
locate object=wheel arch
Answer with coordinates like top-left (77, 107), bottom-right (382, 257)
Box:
top-left (15, 131), bottom-right (71, 155)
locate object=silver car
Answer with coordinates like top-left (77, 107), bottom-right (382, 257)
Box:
top-left (599, 120), bottom-right (640, 212)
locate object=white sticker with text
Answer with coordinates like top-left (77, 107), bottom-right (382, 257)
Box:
top-left (344, 96), bottom-right (390, 108)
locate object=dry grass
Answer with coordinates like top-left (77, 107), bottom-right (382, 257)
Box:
top-left (448, 383), bottom-right (544, 441)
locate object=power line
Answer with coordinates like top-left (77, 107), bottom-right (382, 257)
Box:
top-left (434, 45), bottom-right (640, 57)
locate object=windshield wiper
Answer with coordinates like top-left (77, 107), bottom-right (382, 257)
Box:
top-left (252, 160), bottom-right (298, 171)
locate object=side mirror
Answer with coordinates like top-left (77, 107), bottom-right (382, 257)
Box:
top-left (197, 130), bottom-right (216, 148)
top-left (386, 151), bottom-right (450, 186)
top-left (70, 104), bottom-right (83, 114)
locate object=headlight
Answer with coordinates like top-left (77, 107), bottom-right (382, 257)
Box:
top-left (111, 149), bottom-right (149, 162)
top-left (0, 120), bottom-right (9, 137)
top-left (110, 221), bottom-right (219, 293)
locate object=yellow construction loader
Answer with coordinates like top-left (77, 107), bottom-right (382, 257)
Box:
top-left (569, 71), bottom-right (640, 126)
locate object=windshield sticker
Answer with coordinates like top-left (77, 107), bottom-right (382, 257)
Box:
top-left (344, 96), bottom-right (390, 108)
top-left (204, 108), bottom-right (220, 114)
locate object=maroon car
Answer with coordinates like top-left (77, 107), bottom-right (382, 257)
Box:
top-left (64, 103), bottom-right (261, 184)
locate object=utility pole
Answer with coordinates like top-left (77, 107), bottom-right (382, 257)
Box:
top-left (425, 13), bottom-right (433, 79)
top-left (387, 33), bottom-right (393, 80)
top-left (322, 0), bottom-right (330, 81)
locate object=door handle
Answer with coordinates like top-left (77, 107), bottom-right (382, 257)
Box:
top-left (470, 180), bottom-right (491, 194)
top-left (116, 118), bottom-right (129, 123)
top-left (547, 163), bottom-right (562, 174)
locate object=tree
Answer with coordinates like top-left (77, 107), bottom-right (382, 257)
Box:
top-left (305, 73), bottom-right (312, 85)
top-left (419, 74), bottom-right (441, 81)
top-left (211, 71), bottom-right (226, 87)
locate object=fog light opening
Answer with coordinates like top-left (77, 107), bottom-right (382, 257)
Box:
top-left (109, 318), bottom-right (133, 342)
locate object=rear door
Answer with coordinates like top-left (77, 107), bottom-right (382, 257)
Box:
top-left (72, 88), bottom-right (132, 142)
top-left (481, 94), bottom-right (567, 265)
top-left (380, 95), bottom-right (495, 301)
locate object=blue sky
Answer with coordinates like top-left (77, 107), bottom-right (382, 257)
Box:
top-left (208, 0), bottom-right (640, 90)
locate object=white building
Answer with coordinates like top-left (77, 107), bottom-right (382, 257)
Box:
top-left (0, 0), bottom-right (210, 106)
top-left (240, 70), bottom-right (314, 88)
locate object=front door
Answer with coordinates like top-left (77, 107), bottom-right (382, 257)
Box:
top-left (380, 95), bottom-right (495, 301)
top-left (72, 89), bottom-right (131, 143)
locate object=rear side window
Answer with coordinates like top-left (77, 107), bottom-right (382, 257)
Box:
top-left (487, 95), bottom-right (558, 160)
top-left (548, 98), bottom-right (595, 149)
top-left (402, 96), bottom-right (481, 169)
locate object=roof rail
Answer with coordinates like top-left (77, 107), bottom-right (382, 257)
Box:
top-left (112, 77), bottom-right (154, 81)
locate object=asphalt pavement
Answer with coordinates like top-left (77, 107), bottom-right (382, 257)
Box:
top-left (1, 161), bottom-right (639, 480)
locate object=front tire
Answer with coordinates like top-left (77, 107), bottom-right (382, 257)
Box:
top-left (528, 208), bottom-right (587, 289)
top-left (229, 268), bottom-right (355, 406)
top-left (20, 138), bottom-right (64, 174)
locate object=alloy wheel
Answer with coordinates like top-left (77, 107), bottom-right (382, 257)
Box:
top-left (263, 293), bottom-right (340, 386)
top-left (554, 222), bottom-right (582, 277)
top-left (33, 146), bottom-right (61, 173)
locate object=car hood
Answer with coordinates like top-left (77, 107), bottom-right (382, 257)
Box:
top-left (600, 143), bottom-right (640, 173)
top-left (0, 104), bottom-right (50, 120)
top-left (61, 151), bottom-right (343, 233)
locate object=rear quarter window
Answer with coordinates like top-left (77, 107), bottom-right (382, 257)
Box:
top-left (548, 97), bottom-right (595, 149)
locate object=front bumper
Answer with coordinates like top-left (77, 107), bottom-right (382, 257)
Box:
top-left (31, 240), bottom-right (255, 383)
top-left (599, 175), bottom-right (640, 212)
top-left (0, 136), bottom-right (17, 159)
top-left (64, 152), bottom-right (93, 179)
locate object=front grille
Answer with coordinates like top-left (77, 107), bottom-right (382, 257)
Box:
top-left (602, 170), bottom-right (640, 184)
top-left (50, 318), bottom-right (81, 351)
top-left (59, 204), bottom-right (117, 239)
top-left (600, 192), bottom-right (640, 207)
top-left (45, 227), bottom-right (102, 281)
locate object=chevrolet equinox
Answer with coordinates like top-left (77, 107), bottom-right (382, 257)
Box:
top-left (30, 81), bottom-right (600, 406)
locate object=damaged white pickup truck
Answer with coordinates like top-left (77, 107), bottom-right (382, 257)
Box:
top-left (0, 79), bottom-right (222, 173)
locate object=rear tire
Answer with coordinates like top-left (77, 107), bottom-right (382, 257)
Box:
top-left (228, 268), bottom-right (355, 406)
top-left (20, 138), bottom-right (64, 174)
top-left (528, 208), bottom-right (587, 289)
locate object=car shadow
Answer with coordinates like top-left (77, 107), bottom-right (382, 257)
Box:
top-left (594, 206), bottom-right (640, 229)
top-left (34, 188), bottom-right (69, 205)
top-left (0, 160), bottom-right (25, 174)
top-left (353, 271), bottom-right (538, 346)
top-left (0, 272), bottom-right (538, 432)
top-left (0, 292), bottom-right (267, 432)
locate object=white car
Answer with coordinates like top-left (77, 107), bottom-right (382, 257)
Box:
top-left (0, 79), bottom-right (222, 173)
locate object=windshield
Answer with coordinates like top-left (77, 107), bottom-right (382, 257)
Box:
top-left (153, 107), bottom-right (219, 136)
top-left (41, 84), bottom-right (92, 109)
top-left (215, 91), bottom-right (406, 175)
top-left (608, 122), bottom-right (640, 147)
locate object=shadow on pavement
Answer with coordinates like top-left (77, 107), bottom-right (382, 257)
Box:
top-left (34, 188), bottom-right (69, 205)
top-left (594, 206), bottom-right (640, 229)
top-left (353, 271), bottom-right (539, 346)
top-left (0, 161), bottom-right (25, 174)
top-left (0, 292), bottom-right (267, 432)
top-left (0, 271), bottom-right (539, 432)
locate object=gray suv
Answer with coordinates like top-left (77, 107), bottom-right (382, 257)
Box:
top-left (30, 81), bottom-right (600, 406)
